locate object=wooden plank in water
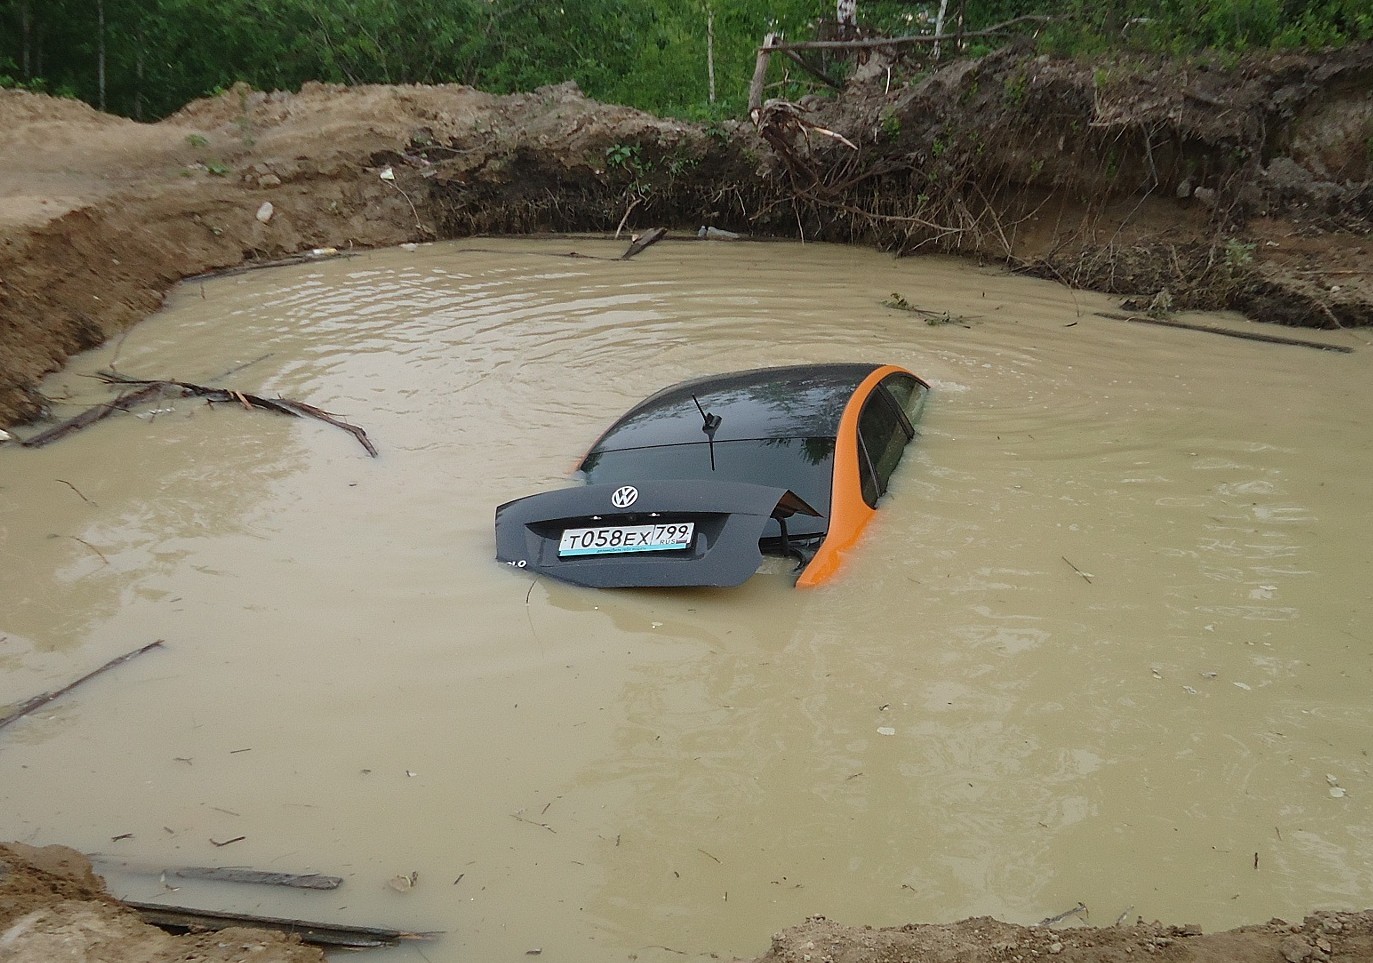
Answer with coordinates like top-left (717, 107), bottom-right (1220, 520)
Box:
top-left (170, 866), bottom-right (343, 890)
top-left (124, 900), bottom-right (441, 948)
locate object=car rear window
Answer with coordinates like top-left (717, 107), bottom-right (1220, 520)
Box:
top-left (580, 438), bottom-right (836, 537)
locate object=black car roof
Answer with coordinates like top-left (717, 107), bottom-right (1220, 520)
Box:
top-left (584, 362), bottom-right (883, 454)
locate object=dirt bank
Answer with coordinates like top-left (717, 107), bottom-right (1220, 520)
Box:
top-left (5, 843), bottom-right (1373, 963)
top-left (0, 842), bottom-right (321, 962)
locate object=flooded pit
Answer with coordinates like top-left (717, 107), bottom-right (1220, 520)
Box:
top-left (1, 238), bottom-right (1369, 962)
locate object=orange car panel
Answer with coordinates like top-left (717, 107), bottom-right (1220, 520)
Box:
top-left (795, 364), bottom-right (911, 588)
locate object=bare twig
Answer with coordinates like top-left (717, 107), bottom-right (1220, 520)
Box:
top-left (1061, 556), bottom-right (1093, 584)
top-left (56, 479), bottom-right (96, 506)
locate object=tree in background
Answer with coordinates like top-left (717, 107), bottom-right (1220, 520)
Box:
top-left (1, 0), bottom-right (1369, 120)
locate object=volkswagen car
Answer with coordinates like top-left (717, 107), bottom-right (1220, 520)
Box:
top-left (494, 362), bottom-right (930, 588)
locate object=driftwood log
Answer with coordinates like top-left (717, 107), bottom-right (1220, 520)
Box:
top-left (620, 227), bottom-right (668, 260)
top-left (169, 866), bottom-right (343, 890)
top-left (22, 372), bottom-right (378, 456)
top-left (1095, 312), bottom-right (1355, 352)
top-left (123, 901), bottom-right (439, 948)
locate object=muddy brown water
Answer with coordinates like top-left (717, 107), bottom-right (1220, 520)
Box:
top-left (1, 238), bottom-right (1368, 962)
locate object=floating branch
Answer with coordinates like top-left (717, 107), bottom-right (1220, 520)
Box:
top-left (21, 383), bottom-right (168, 448)
top-left (123, 901), bottom-right (440, 949)
top-left (1095, 312), bottom-right (1354, 352)
top-left (0, 640), bottom-right (164, 731)
top-left (23, 373), bottom-right (378, 456)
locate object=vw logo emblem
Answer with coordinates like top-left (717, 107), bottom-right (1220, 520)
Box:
top-left (611, 485), bottom-right (639, 509)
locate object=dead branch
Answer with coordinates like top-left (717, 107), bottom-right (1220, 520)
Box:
top-left (21, 384), bottom-right (167, 448)
top-left (23, 372), bottom-right (378, 457)
top-left (0, 641), bottom-right (164, 731)
top-left (759, 15), bottom-right (1055, 53)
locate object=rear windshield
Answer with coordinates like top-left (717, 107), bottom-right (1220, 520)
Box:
top-left (580, 437), bottom-right (836, 537)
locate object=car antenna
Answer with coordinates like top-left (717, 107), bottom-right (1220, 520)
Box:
top-left (692, 395), bottom-right (722, 433)
top-left (692, 395), bottom-right (721, 471)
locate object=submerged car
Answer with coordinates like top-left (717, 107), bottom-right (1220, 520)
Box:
top-left (494, 362), bottom-right (930, 588)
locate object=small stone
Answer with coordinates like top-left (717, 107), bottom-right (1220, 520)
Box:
top-left (255, 201), bottom-right (274, 223)
top-left (1316, 937), bottom-right (1332, 952)
top-left (1048, 941), bottom-right (1064, 954)
top-left (1180, 923), bottom-right (1203, 936)
top-left (257, 173), bottom-right (281, 188)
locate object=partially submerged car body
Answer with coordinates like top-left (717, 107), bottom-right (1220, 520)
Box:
top-left (494, 363), bottom-right (930, 588)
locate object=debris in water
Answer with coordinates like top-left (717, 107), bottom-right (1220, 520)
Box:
top-left (1061, 556), bottom-right (1093, 583)
top-left (877, 726), bottom-right (896, 736)
top-left (1036, 902), bottom-right (1088, 927)
top-left (387, 871), bottom-right (419, 892)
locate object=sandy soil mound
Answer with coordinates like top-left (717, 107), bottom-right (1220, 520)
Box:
top-left (0, 842), bottom-right (322, 963)
top-left (761, 911), bottom-right (1373, 963)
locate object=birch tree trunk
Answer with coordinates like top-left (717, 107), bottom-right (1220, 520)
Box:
top-left (97, 0), bottom-right (107, 111)
top-left (707, 5), bottom-right (716, 104)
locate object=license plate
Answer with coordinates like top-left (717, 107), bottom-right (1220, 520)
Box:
top-left (558, 522), bottom-right (695, 557)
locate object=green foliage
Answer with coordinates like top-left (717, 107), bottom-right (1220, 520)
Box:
top-left (880, 107), bottom-right (902, 139)
top-left (1, 0), bottom-right (1369, 121)
top-left (1003, 70), bottom-right (1028, 108)
top-left (1223, 238), bottom-right (1256, 269)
